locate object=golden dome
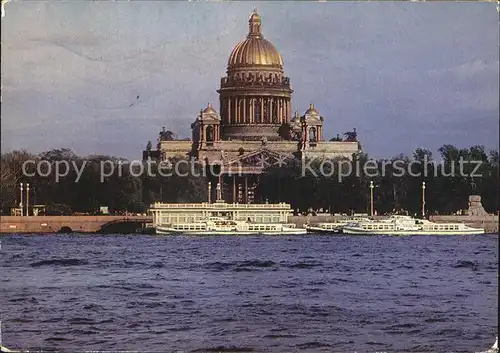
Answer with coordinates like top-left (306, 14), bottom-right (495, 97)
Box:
top-left (227, 10), bottom-right (283, 69)
top-left (304, 103), bottom-right (320, 116)
top-left (202, 102), bottom-right (217, 114)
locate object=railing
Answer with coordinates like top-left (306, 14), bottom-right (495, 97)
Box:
top-left (151, 202), bottom-right (291, 209)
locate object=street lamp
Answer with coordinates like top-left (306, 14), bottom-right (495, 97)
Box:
top-left (19, 183), bottom-right (24, 217)
top-left (421, 181), bottom-right (426, 218)
top-left (26, 183), bottom-right (30, 216)
top-left (369, 181), bottom-right (374, 217)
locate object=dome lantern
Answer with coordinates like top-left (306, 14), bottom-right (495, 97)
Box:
top-left (248, 9), bottom-right (262, 38)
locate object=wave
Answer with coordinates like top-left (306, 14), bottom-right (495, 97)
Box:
top-left (296, 341), bottom-right (332, 349)
top-left (83, 303), bottom-right (104, 311)
top-left (149, 261), bottom-right (164, 269)
top-left (263, 334), bottom-right (298, 339)
top-left (192, 347), bottom-right (254, 352)
top-left (285, 261), bottom-right (322, 269)
top-left (453, 260), bottom-right (478, 270)
top-left (204, 260), bottom-right (277, 271)
top-left (68, 317), bottom-right (95, 325)
top-left (30, 258), bottom-right (89, 267)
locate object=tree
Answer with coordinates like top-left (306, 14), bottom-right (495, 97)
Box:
top-left (278, 123), bottom-right (292, 140)
top-left (0, 150), bottom-right (38, 213)
top-left (413, 148), bottom-right (432, 162)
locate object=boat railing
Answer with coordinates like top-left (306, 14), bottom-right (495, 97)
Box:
top-left (150, 202), bottom-right (291, 209)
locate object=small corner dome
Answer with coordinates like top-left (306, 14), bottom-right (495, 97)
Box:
top-left (304, 103), bottom-right (320, 116)
top-left (202, 102), bottom-right (218, 114)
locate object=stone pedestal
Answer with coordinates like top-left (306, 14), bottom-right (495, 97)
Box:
top-left (467, 195), bottom-right (489, 216)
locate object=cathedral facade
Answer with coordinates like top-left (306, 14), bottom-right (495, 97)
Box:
top-left (145, 10), bottom-right (361, 203)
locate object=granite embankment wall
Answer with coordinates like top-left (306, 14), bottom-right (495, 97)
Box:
top-left (289, 215), bottom-right (499, 233)
top-left (1, 214), bottom-right (497, 234)
top-left (429, 215), bottom-right (498, 233)
top-left (0, 216), bottom-right (152, 234)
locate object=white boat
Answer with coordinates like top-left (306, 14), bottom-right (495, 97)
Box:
top-left (305, 217), bottom-right (371, 234)
top-left (342, 215), bottom-right (485, 235)
top-left (305, 222), bottom-right (345, 234)
top-left (156, 217), bottom-right (307, 236)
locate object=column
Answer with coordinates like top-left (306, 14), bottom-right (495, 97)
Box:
top-left (244, 175), bottom-right (248, 204)
top-left (228, 98), bottom-right (232, 124)
top-left (232, 176), bottom-right (236, 203)
top-left (250, 98), bottom-right (254, 123)
top-left (243, 97), bottom-right (247, 123)
top-left (270, 98), bottom-right (274, 123)
top-left (235, 97), bottom-right (239, 124)
top-left (277, 98), bottom-right (283, 124)
top-left (260, 98), bottom-right (264, 124)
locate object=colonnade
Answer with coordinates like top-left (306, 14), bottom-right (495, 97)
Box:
top-left (220, 97), bottom-right (291, 125)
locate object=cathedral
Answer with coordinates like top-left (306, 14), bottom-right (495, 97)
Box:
top-left (144, 10), bottom-right (361, 203)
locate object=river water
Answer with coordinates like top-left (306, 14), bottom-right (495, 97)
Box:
top-left (1, 234), bottom-right (497, 352)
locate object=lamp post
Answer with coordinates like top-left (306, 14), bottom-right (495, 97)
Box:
top-left (19, 183), bottom-right (24, 217)
top-left (369, 181), bottom-right (374, 217)
top-left (216, 182), bottom-right (222, 201)
top-left (421, 181), bottom-right (426, 218)
top-left (26, 183), bottom-right (30, 216)
top-left (208, 182), bottom-right (212, 204)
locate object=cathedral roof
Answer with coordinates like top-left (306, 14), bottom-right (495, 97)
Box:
top-left (227, 10), bottom-right (283, 69)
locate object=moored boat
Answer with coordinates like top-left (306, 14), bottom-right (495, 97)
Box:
top-left (156, 217), bottom-right (307, 236)
top-left (305, 222), bottom-right (344, 234)
top-left (305, 217), bottom-right (371, 234)
top-left (342, 215), bottom-right (485, 235)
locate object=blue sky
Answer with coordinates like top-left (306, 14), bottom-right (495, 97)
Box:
top-left (1, 1), bottom-right (498, 159)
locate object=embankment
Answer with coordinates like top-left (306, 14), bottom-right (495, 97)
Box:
top-left (0, 215), bottom-right (152, 234)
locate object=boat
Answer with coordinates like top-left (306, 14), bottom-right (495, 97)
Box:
top-left (305, 217), bottom-right (371, 234)
top-left (342, 215), bottom-right (485, 235)
top-left (305, 222), bottom-right (345, 234)
top-left (156, 217), bottom-right (307, 235)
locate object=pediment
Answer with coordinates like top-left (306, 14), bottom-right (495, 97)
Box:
top-left (198, 115), bottom-right (220, 123)
top-left (304, 115), bottom-right (323, 125)
top-left (226, 149), bottom-right (291, 169)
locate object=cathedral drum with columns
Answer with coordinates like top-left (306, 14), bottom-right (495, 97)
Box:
top-left (145, 10), bottom-right (362, 204)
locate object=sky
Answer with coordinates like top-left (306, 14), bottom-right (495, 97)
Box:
top-left (1, 1), bottom-right (498, 160)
